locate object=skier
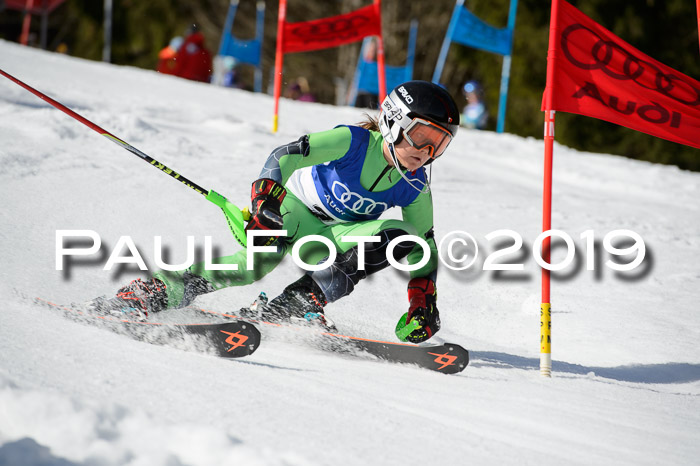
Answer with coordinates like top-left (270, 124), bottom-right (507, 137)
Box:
top-left (99, 80), bottom-right (460, 344)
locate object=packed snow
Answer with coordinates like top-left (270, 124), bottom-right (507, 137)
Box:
top-left (1, 39), bottom-right (699, 465)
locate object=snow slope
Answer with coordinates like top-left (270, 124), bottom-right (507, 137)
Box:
top-left (1, 40), bottom-right (699, 465)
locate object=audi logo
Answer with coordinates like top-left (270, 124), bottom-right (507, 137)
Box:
top-left (331, 181), bottom-right (388, 216)
top-left (561, 23), bottom-right (700, 106)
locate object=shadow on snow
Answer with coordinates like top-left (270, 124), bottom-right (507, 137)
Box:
top-left (471, 351), bottom-right (700, 384)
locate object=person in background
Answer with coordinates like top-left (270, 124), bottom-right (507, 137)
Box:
top-left (353, 37), bottom-right (379, 109)
top-left (461, 80), bottom-right (488, 130)
top-left (221, 56), bottom-right (242, 88)
top-left (157, 36), bottom-right (183, 76)
top-left (172, 25), bottom-right (213, 83)
top-left (285, 77), bottom-right (316, 102)
top-left (56, 43), bottom-right (69, 54)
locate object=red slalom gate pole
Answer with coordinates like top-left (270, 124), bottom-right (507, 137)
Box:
top-left (20, 0), bottom-right (35, 45)
top-left (541, 109), bottom-right (555, 378)
top-left (539, 0), bottom-right (562, 378)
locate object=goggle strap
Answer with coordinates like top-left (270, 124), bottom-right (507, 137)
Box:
top-left (387, 142), bottom-right (431, 194)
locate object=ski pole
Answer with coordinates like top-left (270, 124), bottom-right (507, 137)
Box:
top-left (0, 68), bottom-right (248, 247)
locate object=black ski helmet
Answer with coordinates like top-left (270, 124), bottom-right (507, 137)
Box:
top-left (378, 80), bottom-right (460, 148)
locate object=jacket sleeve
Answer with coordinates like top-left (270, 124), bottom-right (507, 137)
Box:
top-left (401, 190), bottom-right (438, 281)
top-left (258, 126), bottom-right (352, 184)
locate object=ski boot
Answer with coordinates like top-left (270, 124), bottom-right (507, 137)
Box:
top-left (85, 278), bottom-right (168, 322)
top-left (240, 276), bottom-right (337, 332)
top-left (239, 291), bottom-right (270, 319)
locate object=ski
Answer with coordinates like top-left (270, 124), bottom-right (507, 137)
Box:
top-left (35, 298), bottom-right (260, 358)
top-left (196, 307), bottom-right (469, 374)
top-left (320, 334), bottom-right (469, 374)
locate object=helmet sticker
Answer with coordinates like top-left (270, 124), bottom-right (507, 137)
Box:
top-left (398, 86), bottom-right (413, 104)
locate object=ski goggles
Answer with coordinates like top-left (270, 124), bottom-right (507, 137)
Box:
top-left (399, 117), bottom-right (454, 158)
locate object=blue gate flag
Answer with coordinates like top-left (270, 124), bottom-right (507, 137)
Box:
top-left (451, 6), bottom-right (513, 56)
top-left (432, 0), bottom-right (518, 133)
top-left (217, 0), bottom-right (265, 92)
top-left (348, 19), bottom-right (418, 105)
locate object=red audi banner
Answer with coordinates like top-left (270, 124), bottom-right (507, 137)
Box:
top-left (4, 0), bottom-right (66, 14)
top-left (272, 0), bottom-right (386, 133)
top-left (282, 3), bottom-right (382, 54)
top-left (543, 0), bottom-right (700, 150)
top-left (697, 0), bottom-right (700, 55)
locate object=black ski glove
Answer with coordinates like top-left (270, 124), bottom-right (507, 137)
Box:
top-left (245, 178), bottom-right (287, 247)
top-left (399, 277), bottom-right (440, 343)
